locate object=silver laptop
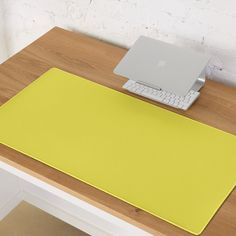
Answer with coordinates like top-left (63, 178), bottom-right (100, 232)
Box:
top-left (114, 36), bottom-right (210, 96)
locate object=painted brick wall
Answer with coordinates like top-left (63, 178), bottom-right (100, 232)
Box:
top-left (1, 0), bottom-right (236, 84)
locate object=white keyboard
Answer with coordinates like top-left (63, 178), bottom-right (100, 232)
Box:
top-left (123, 80), bottom-right (200, 110)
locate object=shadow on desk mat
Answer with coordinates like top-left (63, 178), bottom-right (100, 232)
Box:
top-left (0, 68), bottom-right (235, 235)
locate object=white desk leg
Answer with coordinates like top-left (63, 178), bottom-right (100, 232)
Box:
top-left (0, 168), bottom-right (23, 220)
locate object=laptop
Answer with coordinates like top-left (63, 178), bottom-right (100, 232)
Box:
top-left (114, 36), bottom-right (210, 96)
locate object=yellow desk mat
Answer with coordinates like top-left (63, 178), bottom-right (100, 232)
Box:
top-left (0, 68), bottom-right (235, 235)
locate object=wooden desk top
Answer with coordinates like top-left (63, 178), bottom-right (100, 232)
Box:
top-left (0, 27), bottom-right (235, 236)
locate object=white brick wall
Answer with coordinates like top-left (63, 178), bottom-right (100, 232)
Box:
top-left (1, 0), bottom-right (236, 84)
top-left (0, 1), bottom-right (8, 62)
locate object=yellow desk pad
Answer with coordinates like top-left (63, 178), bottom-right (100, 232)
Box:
top-left (0, 68), bottom-right (235, 235)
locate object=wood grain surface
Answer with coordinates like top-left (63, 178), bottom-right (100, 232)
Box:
top-left (0, 27), bottom-right (235, 236)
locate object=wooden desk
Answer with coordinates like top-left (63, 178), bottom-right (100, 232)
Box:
top-left (0, 27), bottom-right (235, 236)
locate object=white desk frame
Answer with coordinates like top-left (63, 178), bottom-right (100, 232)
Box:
top-left (0, 161), bottom-right (151, 236)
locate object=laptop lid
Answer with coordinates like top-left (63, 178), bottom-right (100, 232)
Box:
top-left (114, 36), bottom-right (210, 96)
